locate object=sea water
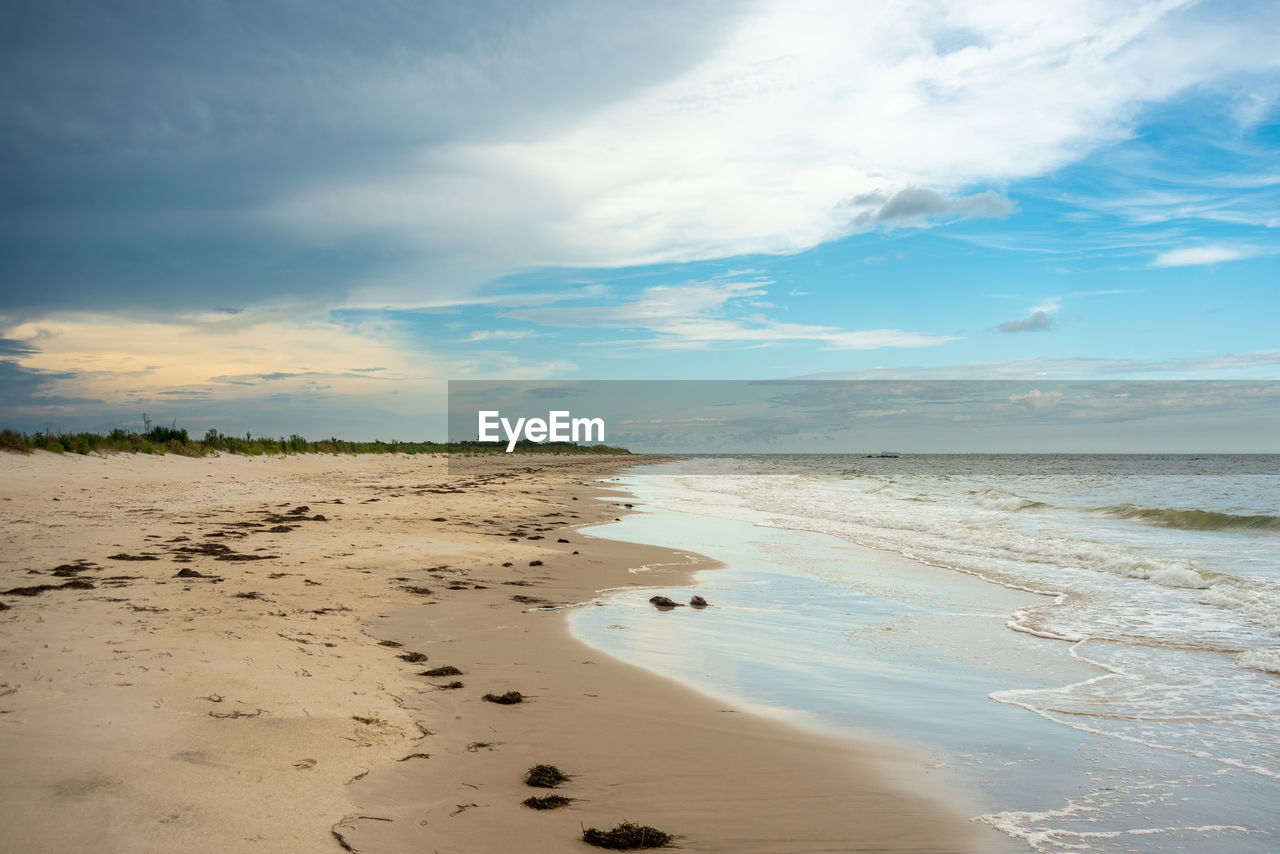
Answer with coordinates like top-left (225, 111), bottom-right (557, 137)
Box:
top-left (569, 455), bottom-right (1280, 853)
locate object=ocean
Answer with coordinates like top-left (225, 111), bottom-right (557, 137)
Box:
top-left (569, 455), bottom-right (1280, 853)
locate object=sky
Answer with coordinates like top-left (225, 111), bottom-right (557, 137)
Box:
top-left (448, 380), bottom-right (1280, 453)
top-left (1, 0), bottom-right (1278, 443)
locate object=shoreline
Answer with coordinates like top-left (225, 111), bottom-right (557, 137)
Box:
top-left (1, 452), bottom-right (981, 853)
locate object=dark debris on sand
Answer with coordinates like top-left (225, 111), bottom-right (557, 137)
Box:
top-left (523, 764), bottom-right (570, 787)
top-left (171, 542), bottom-right (233, 556)
top-left (522, 795), bottom-right (573, 810)
top-left (420, 665), bottom-right (462, 677)
top-left (399, 585), bottom-right (433, 596)
top-left (168, 541), bottom-right (276, 561)
top-left (50, 561), bottom-right (95, 577)
top-left (3, 578), bottom-right (96, 596)
top-left (483, 691), bottom-right (524, 705)
top-left (174, 568), bottom-right (218, 579)
top-left (582, 822), bottom-right (673, 850)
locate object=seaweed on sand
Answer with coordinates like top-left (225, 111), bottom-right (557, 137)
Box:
top-left (3, 578), bottom-right (96, 596)
top-left (400, 585), bottom-right (433, 595)
top-left (581, 822), bottom-right (673, 849)
top-left (522, 795), bottom-right (573, 810)
top-left (172, 543), bottom-right (233, 556)
top-left (523, 764), bottom-right (569, 787)
top-left (482, 691), bottom-right (523, 705)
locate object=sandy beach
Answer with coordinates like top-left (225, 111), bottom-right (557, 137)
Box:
top-left (0, 451), bottom-right (979, 853)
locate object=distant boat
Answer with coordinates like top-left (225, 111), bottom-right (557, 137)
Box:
top-left (865, 451), bottom-right (901, 458)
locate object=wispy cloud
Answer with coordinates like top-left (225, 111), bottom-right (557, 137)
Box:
top-left (0, 307), bottom-right (586, 433)
top-left (803, 350), bottom-right (1280, 380)
top-left (464, 329), bottom-right (544, 342)
top-left (1150, 245), bottom-right (1259, 267)
top-left (1, 311), bottom-right (431, 404)
top-left (264, 0), bottom-right (1280, 306)
top-left (3, 1), bottom-right (1278, 436)
top-left (505, 276), bottom-right (956, 351)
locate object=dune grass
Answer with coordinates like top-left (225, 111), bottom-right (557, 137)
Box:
top-left (0, 427), bottom-right (631, 458)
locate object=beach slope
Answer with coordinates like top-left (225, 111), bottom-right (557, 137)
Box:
top-left (0, 452), bottom-right (978, 853)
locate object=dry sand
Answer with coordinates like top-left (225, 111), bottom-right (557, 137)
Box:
top-left (0, 451), bottom-right (983, 853)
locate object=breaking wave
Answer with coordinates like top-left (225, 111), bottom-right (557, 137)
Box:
top-left (1099, 504), bottom-right (1280, 532)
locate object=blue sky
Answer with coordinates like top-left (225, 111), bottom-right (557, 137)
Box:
top-left (1, 0), bottom-right (1278, 439)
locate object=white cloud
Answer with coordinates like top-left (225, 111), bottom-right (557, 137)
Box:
top-left (4, 311), bottom-right (428, 400)
top-left (1150, 245), bottom-right (1258, 267)
top-left (802, 350), bottom-right (1280, 379)
top-left (265, 0), bottom-right (1280, 305)
top-left (0, 311), bottom-right (573, 413)
top-left (464, 329), bottom-right (544, 342)
top-left (505, 276), bottom-right (955, 351)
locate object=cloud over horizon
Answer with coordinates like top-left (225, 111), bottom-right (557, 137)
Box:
top-left (1, 1), bottom-right (1278, 435)
top-left (4, 0), bottom-right (1278, 316)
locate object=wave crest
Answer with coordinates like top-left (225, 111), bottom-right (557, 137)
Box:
top-left (1100, 504), bottom-right (1280, 532)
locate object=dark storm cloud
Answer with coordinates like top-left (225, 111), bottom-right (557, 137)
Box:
top-left (0, 359), bottom-right (99, 407)
top-left (0, 338), bottom-right (38, 356)
top-left (0, 1), bottom-right (740, 316)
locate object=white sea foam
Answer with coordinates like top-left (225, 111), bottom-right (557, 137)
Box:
top-left (1235, 648), bottom-right (1280, 675)
top-left (968, 487), bottom-right (1050, 512)
top-left (609, 456), bottom-right (1280, 854)
top-left (1198, 580), bottom-right (1280, 631)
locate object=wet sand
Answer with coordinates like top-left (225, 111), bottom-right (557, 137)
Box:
top-left (0, 451), bottom-right (979, 853)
